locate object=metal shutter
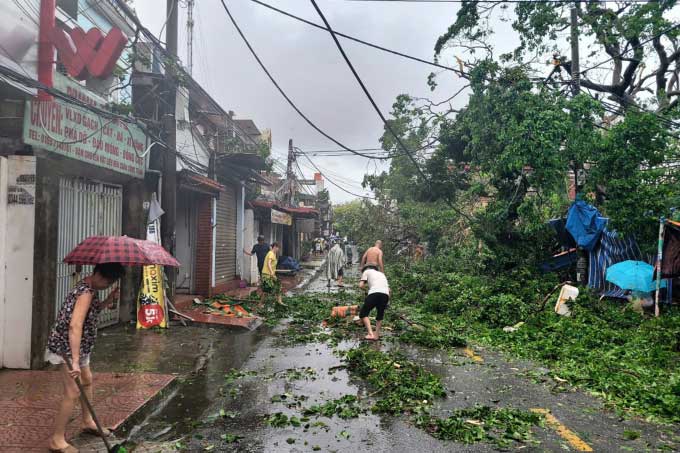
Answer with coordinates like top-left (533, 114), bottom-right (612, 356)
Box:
top-left (56, 178), bottom-right (122, 327)
top-left (214, 184), bottom-right (237, 287)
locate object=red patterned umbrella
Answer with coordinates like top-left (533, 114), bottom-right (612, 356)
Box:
top-left (63, 236), bottom-right (180, 267)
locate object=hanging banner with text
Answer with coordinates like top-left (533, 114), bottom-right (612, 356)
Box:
top-left (271, 208), bottom-right (293, 226)
top-left (22, 73), bottom-right (146, 178)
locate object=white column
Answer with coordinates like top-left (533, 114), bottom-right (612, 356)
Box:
top-left (0, 157), bottom-right (7, 367)
top-left (211, 197), bottom-right (217, 289)
top-left (243, 209), bottom-right (257, 284)
top-left (236, 183), bottom-right (245, 279)
top-left (3, 156), bottom-right (36, 369)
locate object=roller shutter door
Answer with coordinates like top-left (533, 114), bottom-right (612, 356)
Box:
top-left (56, 178), bottom-right (122, 327)
top-left (215, 184), bottom-right (237, 286)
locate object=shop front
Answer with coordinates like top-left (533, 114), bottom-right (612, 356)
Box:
top-left (0, 3), bottom-right (149, 367)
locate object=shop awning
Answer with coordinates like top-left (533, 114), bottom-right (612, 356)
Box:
top-left (178, 170), bottom-right (224, 197)
top-left (248, 200), bottom-right (319, 219)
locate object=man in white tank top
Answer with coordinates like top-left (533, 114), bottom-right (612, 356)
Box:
top-left (358, 265), bottom-right (390, 340)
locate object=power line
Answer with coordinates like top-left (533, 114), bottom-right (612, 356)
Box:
top-left (309, 0), bottom-right (473, 220)
top-left (300, 152), bottom-right (377, 200)
top-left (249, 0), bottom-right (464, 76)
top-left (218, 0), bottom-right (382, 160)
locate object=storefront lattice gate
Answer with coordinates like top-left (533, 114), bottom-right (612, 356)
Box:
top-left (56, 178), bottom-right (122, 327)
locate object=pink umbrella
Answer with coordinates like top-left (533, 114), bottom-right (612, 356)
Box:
top-left (63, 236), bottom-right (180, 267)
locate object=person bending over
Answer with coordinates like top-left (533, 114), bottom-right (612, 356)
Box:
top-left (358, 265), bottom-right (390, 341)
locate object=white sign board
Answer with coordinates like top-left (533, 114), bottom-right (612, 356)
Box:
top-left (23, 74), bottom-right (146, 178)
top-left (0, 156), bottom-right (36, 368)
top-left (271, 208), bottom-right (292, 226)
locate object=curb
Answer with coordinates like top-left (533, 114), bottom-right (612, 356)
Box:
top-left (294, 256), bottom-right (328, 292)
top-left (113, 374), bottom-right (179, 436)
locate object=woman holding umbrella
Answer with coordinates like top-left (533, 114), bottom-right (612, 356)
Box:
top-left (46, 263), bottom-right (125, 453)
top-left (46, 235), bottom-right (180, 453)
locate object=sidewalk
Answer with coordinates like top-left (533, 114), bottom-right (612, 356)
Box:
top-left (0, 369), bottom-right (174, 452)
top-left (171, 257), bottom-right (327, 329)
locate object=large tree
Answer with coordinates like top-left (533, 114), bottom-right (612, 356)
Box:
top-left (434, 0), bottom-right (680, 113)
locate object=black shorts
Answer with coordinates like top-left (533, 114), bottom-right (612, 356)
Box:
top-left (359, 292), bottom-right (389, 321)
top-left (338, 267), bottom-right (344, 277)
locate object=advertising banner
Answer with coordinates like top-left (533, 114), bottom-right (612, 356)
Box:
top-left (22, 74), bottom-right (146, 178)
top-left (136, 199), bottom-right (168, 329)
top-left (271, 208), bottom-right (292, 226)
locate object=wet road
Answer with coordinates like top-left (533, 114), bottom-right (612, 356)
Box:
top-left (88, 266), bottom-right (679, 452)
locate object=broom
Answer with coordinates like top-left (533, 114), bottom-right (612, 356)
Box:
top-left (62, 355), bottom-right (128, 453)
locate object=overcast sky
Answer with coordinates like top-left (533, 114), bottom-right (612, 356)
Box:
top-left (134, 0), bottom-right (508, 204)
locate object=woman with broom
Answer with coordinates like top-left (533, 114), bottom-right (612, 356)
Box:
top-left (46, 262), bottom-right (125, 453)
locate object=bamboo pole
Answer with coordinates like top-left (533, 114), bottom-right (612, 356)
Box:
top-left (654, 219), bottom-right (665, 318)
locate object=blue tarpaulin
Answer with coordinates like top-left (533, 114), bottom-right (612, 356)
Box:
top-left (566, 201), bottom-right (607, 251)
top-left (588, 228), bottom-right (673, 302)
top-left (278, 256), bottom-right (302, 272)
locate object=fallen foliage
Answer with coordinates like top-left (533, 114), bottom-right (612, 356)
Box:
top-left (345, 347), bottom-right (446, 415)
top-left (416, 406), bottom-right (544, 448)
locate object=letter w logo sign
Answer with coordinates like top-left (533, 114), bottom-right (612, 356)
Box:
top-left (49, 26), bottom-right (128, 80)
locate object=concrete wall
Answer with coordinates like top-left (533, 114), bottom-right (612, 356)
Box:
top-left (30, 156), bottom-right (58, 369)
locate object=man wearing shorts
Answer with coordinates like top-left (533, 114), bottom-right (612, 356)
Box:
top-left (358, 265), bottom-right (390, 341)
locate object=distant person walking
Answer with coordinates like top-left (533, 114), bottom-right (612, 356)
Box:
top-left (243, 235), bottom-right (270, 279)
top-left (358, 265), bottom-right (390, 341)
top-left (361, 240), bottom-right (384, 273)
top-left (326, 241), bottom-right (346, 287)
top-left (260, 242), bottom-right (284, 306)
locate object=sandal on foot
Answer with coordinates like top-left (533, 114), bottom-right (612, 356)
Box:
top-left (81, 427), bottom-right (112, 437)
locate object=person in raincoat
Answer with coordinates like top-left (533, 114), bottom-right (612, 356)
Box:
top-left (326, 241), bottom-right (346, 287)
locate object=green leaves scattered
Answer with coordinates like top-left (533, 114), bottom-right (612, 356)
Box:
top-left (623, 430), bottom-right (641, 441)
top-left (303, 395), bottom-right (365, 419)
top-left (280, 367), bottom-right (318, 381)
top-left (266, 412), bottom-right (291, 428)
top-left (220, 433), bottom-right (243, 444)
top-left (416, 406), bottom-right (544, 449)
top-left (265, 412), bottom-right (306, 428)
top-left (223, 369), bottom-right (257, 384)
top-left (345, 347), bottom-right (446, 415)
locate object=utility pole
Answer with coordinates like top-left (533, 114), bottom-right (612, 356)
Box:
top-left (186, 0), bottom-right (195, 76)
top-left (571, 6), bottom-right (587, 285)
top-left (286, 138), bottom-right (295, 207)
top-left (162, 0), bottom-right (178, 299)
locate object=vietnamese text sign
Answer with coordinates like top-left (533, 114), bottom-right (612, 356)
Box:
top-left (22, 74), bottom-right (145, 178)
top-left (271, 208), bottom-right (292, 226)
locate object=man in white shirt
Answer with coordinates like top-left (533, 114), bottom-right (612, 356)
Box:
top-left (358, 265), bottom-right (390, 340)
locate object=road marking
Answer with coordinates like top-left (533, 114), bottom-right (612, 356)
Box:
top-left (463, 347), bottom-right (483, 363)
top-left (531, 408), bottom-right (593, 452)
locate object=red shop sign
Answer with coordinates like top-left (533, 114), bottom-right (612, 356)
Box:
top-left (48, 25), bottom-right (127, 81)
